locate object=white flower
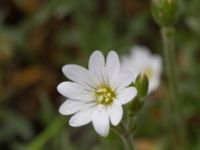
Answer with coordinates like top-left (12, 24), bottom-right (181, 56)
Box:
top-left (121, 46), bottom-right (162, 94)
top-left (57, 50), bottom-right (137, 137)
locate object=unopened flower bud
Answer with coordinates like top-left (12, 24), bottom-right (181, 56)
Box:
top-left (151, 0), bottom-right (178, 27)
top-left (134, 73), bottom-right (149, 98)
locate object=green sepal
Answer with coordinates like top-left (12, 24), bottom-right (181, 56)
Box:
top-left (134, 73), bottom-right (149, 98)
top-left (152, 0), bottom-right (178, 27)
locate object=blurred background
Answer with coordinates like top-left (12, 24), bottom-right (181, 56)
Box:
top-left (0, 0), bottom-right (200, 149)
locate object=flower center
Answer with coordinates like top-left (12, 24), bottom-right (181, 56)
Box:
top-left (96, 86), bottom-right (116, 105)
top-left (144, 67), bottom-right (153, 79)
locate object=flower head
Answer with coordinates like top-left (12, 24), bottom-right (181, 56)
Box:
top-left (57, 51), bottom-right (137, 137)
top-left (121, 46), bottom-right (162, 94)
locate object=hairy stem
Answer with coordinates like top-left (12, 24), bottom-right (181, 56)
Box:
top-left (119, 123), bottom-right (136, 150)
top-left (161, 26), bottom-right (187, 149)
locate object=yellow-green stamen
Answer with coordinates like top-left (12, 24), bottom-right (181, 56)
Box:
top-left (96, 86), bottom-right (116, 105)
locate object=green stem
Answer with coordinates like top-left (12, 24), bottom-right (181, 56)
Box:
top-left (26, 117), bottom-right (66, 150)
top-left (161, 26), bottom-right (187, 149)
top-left (119, 123), bottom-right (136, 150)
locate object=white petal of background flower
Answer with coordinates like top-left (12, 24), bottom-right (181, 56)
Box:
top-left (58, 50), bottom-right (137, 137)
top-left (121, 46), bottom-right (162, 94)
top-left (152, 55), bottom-right (162, 75)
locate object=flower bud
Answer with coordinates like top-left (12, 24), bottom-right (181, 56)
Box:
top-left (129, 96), bottom-right (144, 116)
top-left (151, 0), bottom-right (178, 27)
top-left (134, 73), bottom-right (149, 98)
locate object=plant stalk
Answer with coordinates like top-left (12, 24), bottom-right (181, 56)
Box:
top-left (119, 123), bottom-right (136, 150)
top-left (161, 26), bottom-right (187, 149)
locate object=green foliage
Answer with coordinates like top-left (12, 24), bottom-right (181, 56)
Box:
top-left (0, 0), bottom-right (200, 149)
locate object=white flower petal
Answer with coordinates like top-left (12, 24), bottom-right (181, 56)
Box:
top-left (109, 100), bottom-right (123, 126)
top-left (152, 55), bottom-right (162, 74)
top-left (69, 107), bottom-right (95, 127)
top-left (106, 51), bottom-right (120, 80)
top-left (59, 100), bottom-right (95, 115)
top-left (59, 100), bottom-right (82, 115)
top-left (92, 107), bottom-right (110, 137)
top-left (117, 87), bottom-right (137, 105)
top-left (148, 77), bottom-right (160, 93)
top-left (62, 64), bottom-right (99, 90)
top-left (111, 71), bottom-right (134, 91)
top-left (57, 82), bottom-right (95, 101)
top-left (89, 51), bottom-right (106, 83)
top-left (131, 46), bottom-right (151, 58)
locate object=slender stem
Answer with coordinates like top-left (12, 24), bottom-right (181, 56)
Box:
top-left (119, 123), bottom-right (136, 150)
top-left (26, 117), bottom-right (66, 150)
top-left (161, 27), bottom-right (187, 149)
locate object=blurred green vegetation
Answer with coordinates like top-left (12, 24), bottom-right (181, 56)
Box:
top-left (0, 0), bottom-right (200, 150)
